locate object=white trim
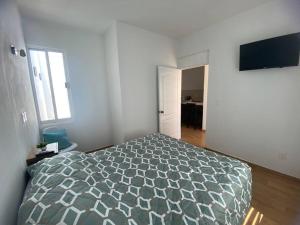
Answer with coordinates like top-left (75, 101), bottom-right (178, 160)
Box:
top-left (178, 50), bottom-right (210, 131)
top-left (27, 48), bottom-right (43, 124)
top-left (180, 65), bottom-right (209, 131)
top-left (178, 71), bottom-right (182, 139)
top-left (177, 49), bottom-right (209, 60)
top-left (177, 50), bottom-right (209, 70)
top-left (202, 65), bottom-right (209, 130)
top-left (45, 49), bottom-right (59, 119)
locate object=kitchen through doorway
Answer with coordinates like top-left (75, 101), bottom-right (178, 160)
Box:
top-left (181, 65), bottom-right (208, 147)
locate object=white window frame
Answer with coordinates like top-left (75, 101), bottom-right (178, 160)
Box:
top-left (27, 45), bottom-right (74, 125)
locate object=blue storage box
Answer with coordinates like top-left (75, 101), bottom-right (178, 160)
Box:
top-left (43, 128), bottom-right (72, 150)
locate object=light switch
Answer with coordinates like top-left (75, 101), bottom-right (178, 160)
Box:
top-left (21, 112), bottom-right (28, 124)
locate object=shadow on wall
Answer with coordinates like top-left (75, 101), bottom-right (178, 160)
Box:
top-left (0, 0), bottom-right (39, 224)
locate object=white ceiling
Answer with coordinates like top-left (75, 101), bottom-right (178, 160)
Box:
top-left (18, 0), bottom-right (272, 38)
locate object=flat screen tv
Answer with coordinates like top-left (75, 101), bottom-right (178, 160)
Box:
top-left (239, 33), bottom-right (300, 71)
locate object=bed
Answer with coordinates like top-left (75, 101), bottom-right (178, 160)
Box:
top-left (18, 133), bottom-right (252, 225)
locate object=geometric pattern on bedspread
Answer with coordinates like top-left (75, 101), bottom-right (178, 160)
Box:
top-left (19, 133), bottom-right (252, 225)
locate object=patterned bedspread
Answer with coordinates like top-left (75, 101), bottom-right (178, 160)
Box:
top-left (18, 133), bottom-right (252, 225)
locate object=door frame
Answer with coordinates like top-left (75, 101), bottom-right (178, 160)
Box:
top-left (179, 64), bottom-right (209, 131)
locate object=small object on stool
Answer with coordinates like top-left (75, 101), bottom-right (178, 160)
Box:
top-left (27, 143), bottom-right (58, 166)
top-left (36, 142), bottom-right (47, 152)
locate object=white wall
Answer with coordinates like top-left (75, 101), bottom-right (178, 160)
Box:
top-left (116, 22), bottom-right (177, 140)
top-left (0, 0), bottom-right (39, 224)
top-left (22, 17), bottom-right (113, 151)
top-left (104, 22), bottom-right (125, 144)
top-left (176, 0), bottom-right (300, 178)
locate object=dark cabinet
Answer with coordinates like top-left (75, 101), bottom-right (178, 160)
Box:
top-left (181, 103), bottom-right (203, 129)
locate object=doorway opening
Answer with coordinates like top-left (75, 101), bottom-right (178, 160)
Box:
top-left (180, 65), bottom-right (209, 147)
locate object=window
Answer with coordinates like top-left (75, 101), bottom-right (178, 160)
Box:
top-left (29, 48), bottom-right (72, 123)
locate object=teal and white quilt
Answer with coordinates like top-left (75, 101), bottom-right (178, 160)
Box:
top-left (18, 133), bottom-right (252, 225)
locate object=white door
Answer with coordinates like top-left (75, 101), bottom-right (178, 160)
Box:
top-left (158, 66), bottom-right (181, 139)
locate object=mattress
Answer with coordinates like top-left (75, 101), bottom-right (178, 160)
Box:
top-left (18, 133), bottom-right (252, 225)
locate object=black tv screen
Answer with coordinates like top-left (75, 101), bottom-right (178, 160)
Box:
top-left (239, 33), bottom-right (300, 71)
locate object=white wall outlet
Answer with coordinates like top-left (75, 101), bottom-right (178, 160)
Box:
top-left (21, 112), bottom-right (28, 124)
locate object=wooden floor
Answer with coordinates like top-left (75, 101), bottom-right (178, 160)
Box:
top-left (181, 127), bottom-right (300, 225)
top-left (181, 126), bottom-right (206, 147)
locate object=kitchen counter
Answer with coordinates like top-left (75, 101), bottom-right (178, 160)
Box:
top-left (182, 101), bottom-right (203, 106)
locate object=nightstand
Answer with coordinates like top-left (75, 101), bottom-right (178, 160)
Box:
top-left (27, 143), bottom-right (59, 166)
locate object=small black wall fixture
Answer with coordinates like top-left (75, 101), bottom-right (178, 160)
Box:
top-left (10, 45), bottom-right (26, 57)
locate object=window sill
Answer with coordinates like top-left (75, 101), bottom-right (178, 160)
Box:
top-left (39, 118), bottom-right (73, 128)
